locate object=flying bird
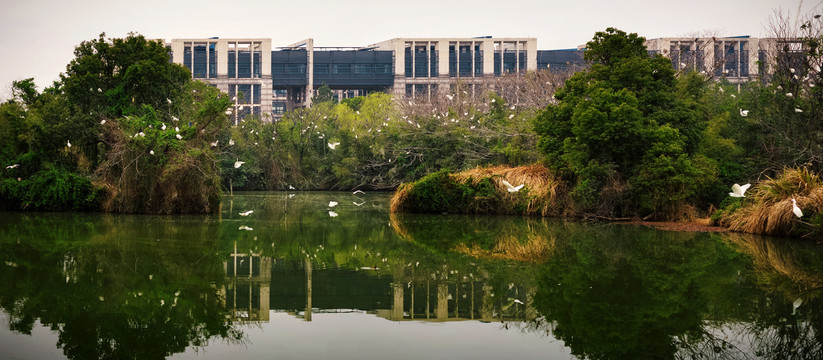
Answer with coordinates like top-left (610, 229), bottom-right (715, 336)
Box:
top-left (328, 142), bottom-right (340, 150)
top-left (729, 183), bottom-right (751, 197)
top-left (5, 164), bottom-right (19, 169)
top-left (791, 198), bottom-right (803, 218)
top-left (501, 180), bottom-right (524, 192)
top-left (239, 210), bottom-right (254, 216)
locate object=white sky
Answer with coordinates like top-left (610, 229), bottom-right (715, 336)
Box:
top-left (0, 0), bottom-right (817, 99)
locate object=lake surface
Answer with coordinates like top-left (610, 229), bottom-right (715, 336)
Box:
top-left (1, 192), bottom-right (821, 359)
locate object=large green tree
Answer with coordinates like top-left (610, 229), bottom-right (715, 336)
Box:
top-left (534, 28), bottom-right (712, 218)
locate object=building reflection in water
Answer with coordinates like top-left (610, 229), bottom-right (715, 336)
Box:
top-left (222, 245), bottom-right (535, 325)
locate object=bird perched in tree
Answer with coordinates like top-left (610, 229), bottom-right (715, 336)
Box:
top-left (329, 201), bottom-right (338, 208)
top-left (67, 140), bottom-right (72, 148)
top-left (239, 210), bottom-right (253, 216)
top-left (729, 183), bottom-right (751, 197)
top-left (234, 160), bottom-right (245, 168)
top-left (739, 109), bottom-right (749, 117)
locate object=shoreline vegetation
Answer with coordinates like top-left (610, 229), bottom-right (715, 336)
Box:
top-left (3, 17), bottom-right (823, 241)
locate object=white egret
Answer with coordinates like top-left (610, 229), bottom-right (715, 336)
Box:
top-left (234, 160), bottom-right (245, 168)
top-left (508, 114), bottom-right (515, 119)
top-left (100, 119), bottom-right (106, 125)
top-left (329, 201), bottom-right (338, 208)
top-left (288, 194), bottom-right (295, 198)
top-left (229, 139), bottom-right (235, 146)
top-left (5, 164), bottom-right (19, 169)
top-left (149, 150), bottom-right (155, 155)
top-left (239, 225), bottom-right (253, 231)
top-left (161, 123), bottom-right (166, 130)
top-left (329, 211), bottom-right (338, 217)
top-left (730, 94), bottom-right (736, 98)
top-left (719, 87), bottom-right (725, 93)
top-left (790, 68), bottom-right (796, 73)
top-left (172, 116), bottom-right (179, 122)
top-left (175, 133), bottom-right (183, 140)
top-left (210, 140), bottom-right (218, 147)
top-left (167, 98), bottom-right (172, 104)
top-left (514, 299), bottom-right (524, 305)
top-left (353, 190), bottom-right (365, 195)
top-left (446, 94), bottom-right (454, 100)
top-left (793, 297), bottom-right (803, 315)
top-left (795, 108), bottom-right (803, 113)
top-left (791, 198), bottom-right (803, 218)
top-left (289, 184), bottom-right (295, 190)
top-left (67, 140), bottom-right (72, 148)
top-left (175, 126), bottom-right (179, 133)
top-left (729, 183), bottom-right (751, 197)
top-left (739, 109), bottom-right (749, 117)
top-left (501, 180), bottom-right (524, 192)
top-left (786, 92), bottom-right (794, 98)
top-left (353, 201), bottom-right (365, 206)
top-left (328, 142), bottom-right (340, 150)
top-left (239, 210), bottom-right (254, 216)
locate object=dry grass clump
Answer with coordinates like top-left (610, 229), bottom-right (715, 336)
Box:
top-left (453, 233), bottom-right (554, 263)
top-left (722, 168), bottom-right (823, 237)
top-left (390, 164), bottom-right (565, 216)
top-left (724, 232), bottom-right (823, 292)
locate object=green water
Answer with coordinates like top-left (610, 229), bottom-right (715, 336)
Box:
top-left (1, 192), bottom-right (821, 359)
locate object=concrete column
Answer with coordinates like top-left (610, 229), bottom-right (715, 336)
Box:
top-left (456, 41), bottom-right (460, 78)
top-left (526, 39), bottom-right (537, 71)
top-left (217, 40), bottom-right (229, 78)
top-left (437, 41), bottom-right (449, 80)
top-left (305, 39), bottom-right (314, 108)
top-left (170, 40), bottom-right (185, 65)
top-left (411, 41), bottom-right (416, 78)
top-left (482, 40), bottom-right (494, 76)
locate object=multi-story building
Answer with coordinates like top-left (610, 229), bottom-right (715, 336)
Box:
top-left (168, 35), bottom-right (800, 121)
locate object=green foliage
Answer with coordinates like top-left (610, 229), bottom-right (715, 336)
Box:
top-left (534, 28), bottom-right (713, 219)
top-left (340, 96), bottom-right (364, 111)
top-left (0, 167), bottom-right (101, 211)
top-left (312, 82), bottom-right (335, 104)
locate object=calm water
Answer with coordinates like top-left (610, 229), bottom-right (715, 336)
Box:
top-left (1, 192), bottom-right (821, 359)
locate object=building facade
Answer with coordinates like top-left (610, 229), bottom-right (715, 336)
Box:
top-left (169, 35), bottom-right (797, 121)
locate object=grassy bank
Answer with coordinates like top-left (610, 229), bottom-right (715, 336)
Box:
top-left (715, 168), bottom-right (823, 239)
top-left (390, 164), bottom-right (564, 216)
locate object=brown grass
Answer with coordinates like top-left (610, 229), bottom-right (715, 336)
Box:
top-left (722, 168), bottom-right (823, 237)
top-left (724, 232), bottom-right (823, 293)
top-left (390, 164), bottom-right (565, 216)
top-left (453, 233), bottom-right (555, 263)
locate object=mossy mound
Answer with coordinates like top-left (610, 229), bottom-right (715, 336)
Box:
top-left (390, 164), bottom-right (564, 216)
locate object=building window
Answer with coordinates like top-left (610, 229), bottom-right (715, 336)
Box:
top-left (183, 42), bottom-right (217, 79)
top-left (354, 64), bottom-right (373, 74)
top-left (253, 84), bottom-right (261, 104)
top-left (332, 64), bottom-right (351, 74)
top-left (272, 64), bottom-right (286, 74)
top-left (289, 64), bottom-right (306, 74)
top-left (376, 64), bottom-right (392, 74)
top-left (272, 101), bottom-right (286, 115)
top-left (314, 63), bottom-right (329, 74)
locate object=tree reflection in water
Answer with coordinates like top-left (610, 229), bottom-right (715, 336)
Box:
top-left (0, 193), bottom-right (822, 359)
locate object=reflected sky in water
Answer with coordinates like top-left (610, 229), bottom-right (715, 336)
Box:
top-left (1, 192), bottom-right (822, 359)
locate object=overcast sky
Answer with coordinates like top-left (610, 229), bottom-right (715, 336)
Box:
top-left (0, 0), bottom-right (818, 99)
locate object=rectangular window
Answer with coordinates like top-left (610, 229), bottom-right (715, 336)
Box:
top-left (415, 46), bottom-right (428, 78)
top-left (332, 64), bottom-right (350, 74)
top-left (253, 51), bottom-right (261, 78)
top-left (237, 50), bottom-right (252, 78)
top-left (354, 64), bottom-right (372, 74)
top-left (314, 63), bottom-right (329, 74)
top-left (288, 64), bottom-right (306, 74)
top-left (184, 45), bottom-right (192, 74)
top-left (273, 89), bottom-right (288, 97)
top-left (193, 44), bottom-right (208, 78)
top-left (209, 43), bottom-right (217, 78)
top-left (272, 101), bottom-right (286, 115)
top-left (253, 84), bottom-right (261, 104)
top-left (431, 46), bottom-right (438, 77)
top-left (272, 64), bottom-right (286, 74)
top-left (377, 64), bottom-right (392, 74)
top-left (228, 52), bottom-right (237, 78)
top-left (238, 84), bottom-right (251, 104)
top-left (405, 45), bottom-right (413, 77)
top-left (405, 84), bottom-right (413, 97)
